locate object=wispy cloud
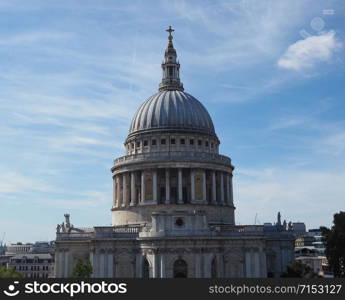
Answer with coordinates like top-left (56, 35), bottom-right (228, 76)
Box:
top-left (0, 171), bottom-right (53, 194)
top-left (277, 31), bottom-right (342, 70)
top-left (0, 31), bottom-right (72, 46)
top-left (0, 0), bottom-right (343, 243)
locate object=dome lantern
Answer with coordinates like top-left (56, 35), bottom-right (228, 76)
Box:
top-left (159, 26), bottom-right (184, 92)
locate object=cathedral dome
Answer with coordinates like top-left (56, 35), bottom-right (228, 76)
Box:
top-left (128, 90), bottom-right (216, 138)
top-left (127, 26), bottom-right (217, 140)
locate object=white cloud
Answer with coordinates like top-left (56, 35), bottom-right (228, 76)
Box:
top-left (278, 31), bottom-right (342, 70)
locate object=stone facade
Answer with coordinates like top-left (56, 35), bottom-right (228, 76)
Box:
top-left (54, 27), bottom-right (294, 278)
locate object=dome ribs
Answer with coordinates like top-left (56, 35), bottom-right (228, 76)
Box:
top-left (127, 90), bottom-right (216, 138)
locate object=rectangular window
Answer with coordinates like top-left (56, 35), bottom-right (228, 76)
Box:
top-left (198, 140), bottom-right (202, 146)
top-left (136, 141), bottom-right (140, 148)
top-left (131, 143), bottom-right (134, 149)
top-left (190, 139), bottom-right (194, 145)
top-left (171, 138), bottom-right (175, 144)
top-left (205, 141), bottom-right (209, 147)
top-left (211, 142), bottom-right (214, 148)
top-left (143, 140), bottom-right (148, 146)
top-left (151, 139), bottom-right (156, 146)
top-left (180, 138), bottom-right (185, 145)
top-left (161, 139), bottom-right (166, 145)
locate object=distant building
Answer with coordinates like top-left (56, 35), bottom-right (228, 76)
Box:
top-left (294, 228), bottom-right (332, 277)
top-left (295, 235), bottom-right (315, 247)
top-left (0, 255), bottom-right (11, 267)
top-left (8, 253), bottom-right (53, 278)
top-left (6, 241), bottom-right (54, 255)
top-left (3, 241), bottom-right (55, 278)
top-left (294, 248), bottom-right (326, 275)
top-left (292, 223), bottom-right (306, 236)
top-left (0, 243), bottom-right (6, 256)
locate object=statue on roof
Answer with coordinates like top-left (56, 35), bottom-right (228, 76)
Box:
top-left (277, 212), bottom-right (281, 226)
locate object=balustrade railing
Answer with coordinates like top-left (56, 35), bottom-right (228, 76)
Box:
top-left (114, 151), bottom-right (231, 165)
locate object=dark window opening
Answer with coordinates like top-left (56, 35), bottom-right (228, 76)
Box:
top-left (136, 141), bottom-right (140, 148)
top-left (211, 257), bottom-right (217, 278)
top-left (205, 141), bottom-right (209, 147)
top-left (211, 142), bottom-right (214, 148)
top-left (151, 139), bottom-right (156, 146)
top-left (173, 259), bottom-right (188, 278)
top-left (161, 139), bottom-right (166, 145)
top-left (190, 139), bottom-right (194, 145)
top-left (175, 218), bottom-right (184, 227)
top-left (168, 66), bottom-right (173, 76)
top-left (143, 258), bottom-right (150, 278)
top-left (198, 140), bottom-right (202, 146)
top-left (143, 140), bottom-right (148, 146)
top-left (171, 138), bottom-right (175, 144)
top-left (180, 139), bottom-right (185, 145)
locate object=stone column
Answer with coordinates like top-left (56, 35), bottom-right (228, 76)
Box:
top-left (107, 252), bottom-right (113, 278)
top-left (230, 174), bottom-right (234, 205)
top-left (112, 176), bottom-right (117, 208)
top-left (226, 173), bottom-right (230, 205)
top-left (190, 169), bottom-right (195, 203)
top-left (203, 253), bottom-right (212, 278)
top-left (57, 250), bottom-right (64, 278)
top-left (211, 171), bottom-right (217, 204)
top-left (178, 168), bottom-right (183, 204)
top-left (153, 169), bottom-right (158, 204)
top-left (216, 254), bottom-right (224, 278)
top-left (194, 254), bottom-right (201, 278)
top-left (116, 176), bottom-right (122, 208)
top-left (135, 254), bottom-right (143, 278)
top-left (245, 251), bottom-right (251, 278)
top-left (99, 251), bottom-right (105, 277)
top-left (91, 249), bottom-right (99, 278)
top-left (130, 172), bottom-right (136, 206)
top-left (122, 173), bottom-right (127, 207)
top-left (64, 251), bottom-right (69, 278)
top-left (202, 170), bottom-right (207, 203)
top-left (141, 171), bottom-right (145, 203)
top-left (254, 251), bottom-right (260, 278)
top-left (165, 169), bottom-right (170, 204)
top-left (152, 253), bottom-right (158, 278)
top-left (260, 250), bottom-right (267, 277)
top-left (220, 172), bottom-right (225, 205)
top-left (160, 255), bottom-right (166, 278)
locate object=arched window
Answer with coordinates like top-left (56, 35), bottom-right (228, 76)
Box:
top-left (173, 259), bottom-right (187, 278)
top-left (211, 257), bottom-right (217, 278)
top-left (142, 257), bottom-right (150, 278)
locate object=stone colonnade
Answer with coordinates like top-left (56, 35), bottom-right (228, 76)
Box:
top-left (55, 247), bottom-right (267, 278)
top-left (112, 168), bottom-right (234, 207)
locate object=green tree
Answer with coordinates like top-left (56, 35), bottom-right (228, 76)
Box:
top-left (281, 261), bottom-right (318, 278)
top-left (0, 266), bottom-right (23, 278)
top-left (72, 258), bottom-right (93, 278)
top-left (321, 211), bottom-right (345, 277)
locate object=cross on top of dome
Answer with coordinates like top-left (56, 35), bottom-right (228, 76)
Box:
top-left (166, 26), bottom-right (174, 41)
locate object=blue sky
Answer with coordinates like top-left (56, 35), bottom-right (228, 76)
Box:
top-left (0, 0), bottom-right (344, 244)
